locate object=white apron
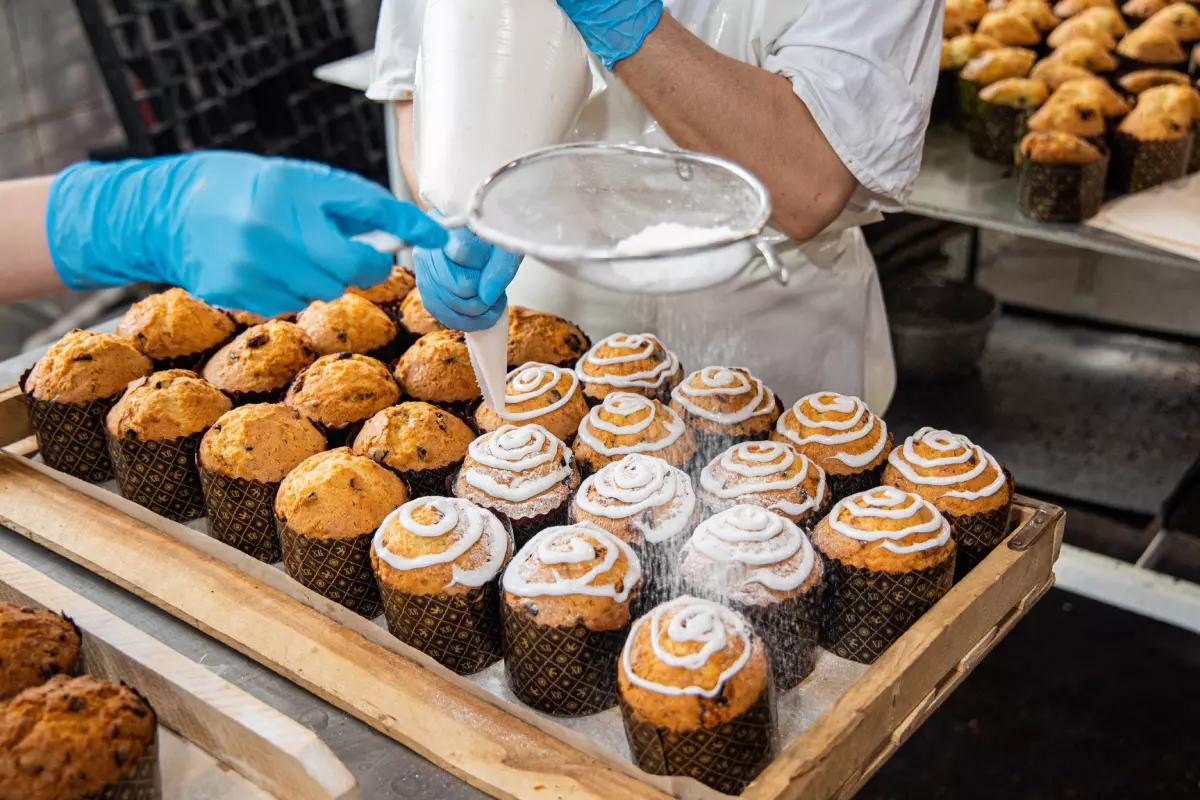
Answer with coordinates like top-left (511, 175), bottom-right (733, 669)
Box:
top-left (504, 0), bottom-right (897, 412)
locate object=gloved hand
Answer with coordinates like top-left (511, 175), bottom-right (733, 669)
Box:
top-left (556, 0), bottom-right (664, 69)
top-left (413, 226), bottom-right (522, 331)
top-left (47, 152), bottom-right (447, 317)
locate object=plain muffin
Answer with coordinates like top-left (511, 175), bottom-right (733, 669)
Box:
top-left (353, 401), bottom-right (475, 495)
top-left (284, 353), bottom-right (399, 433)
top-left (296, 294), bottom-right (399, 357)
top-left (348, 265), bottom-right (416, 306)
top-left (199, 403), bottom-right (326, 483)
top-left (202, 320), bottom-right (317, 397)
top-left (115, 288), bottom-right (236, 365)
top-left (399, 289), bottom-right (447, 337)
top-left (105, 369), bottom-right (231, 441)
top-left (275, 447), bottom-right (409, 539)
top-left (394, 330), bottom-right (481, 409)
top-left (0, 603), bottom-right (81, 700)
top-left (507, 306), bottom-right (590, 368)
top-left (24, 330), bottom-right (151, 404)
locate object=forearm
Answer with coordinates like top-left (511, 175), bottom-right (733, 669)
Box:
top-left (614, 15), bottom-right (857, 242)
top-left (0, 177), bottom-right (67, 303)
top-left (392, 101), bottom-right (428, 210)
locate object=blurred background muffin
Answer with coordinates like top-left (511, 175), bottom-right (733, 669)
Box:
top-left (474, 363), bottom-right (588, 443)
top-left (296, 293), bottom-right (402, 361)
top-left (393, 330), bottom-right (481, 416)
top-left (699, 440), bottom-right (830, 528)
top-left (0, 603), bottom-right (81, 700)
top-left (507, 306), bottom-right (590, 369)
top-left (285, 353), bottom-right (399, 446)
top-left (573, 393), bottom-right (696, 476)
top-left (116, 288), bottom-right (236, 371)
top-left (354, 401), bottom-right (475, 497)
top-left (202, 320), bottom-right (317, 405)
top-left (574, 333), bottom-right (682, 403)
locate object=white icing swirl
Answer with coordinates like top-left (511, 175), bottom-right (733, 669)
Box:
top-left (685, 506), bottom-right (816, 595)
top-left (373, 497), bottom-right (510, 589)
top-left (502, 522), bottom-right (642, 602)
top-left (497, 363), bottom-right (579, 422)
top-left (575, 333), bottom-right (681, 390)
top-left (621, 596), bottom-right (753, 699)
top-left (464, 424), bottom-right (572, 503)
top-left (670, 367), bottom-right (776, 425)
top-left (775, 392), bottom-right (888, 470)
top-left (700, 441), bottom-right (827, 518)
top-left (576, 393), bottom-right (687, 457)
top-left (574, 454), bottom-right (697, 544)
top-left (827, 487), bottom-right (951, 554)
top-left (887, 427), bottom-right (1007, 501)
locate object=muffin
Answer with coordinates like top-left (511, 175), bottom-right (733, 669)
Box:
top-left (348, 265), bottom-right (416, 327)
top-left (976, 10), bottom-right (1043, 47)
top-left (105, 370), bottom-right (232, 522)
top-left (353, 401), bottom-right (476, 497)
top-left (501, 522), bottom-right (642, 716)
top-left (284, 353), bottom-right (400, 447)
top-left (0, 603), bottom-right (81, 700)
top-left (1048, 36), bottom-right (1119, 73)
top-left (1122, 0), bottom-right (1173, 26)
top-left (680, 505), bottom-right (823, 690)
top-left (1052, 76), bottom-right (1133, 117)
top-left (0, 675), bottom-right (160, 800)
top-left (574, 333), bottom-right (683, 403)
top-left (942, 34), bottom-right (1006, 71)
top-left (474, 363), bottom-right (590, 443)
top-left (945, 7), bottom-right (973, 38)
top-left (296, 293), bottom-right (403, 362)
top-left (202, 320), bottom-right (317, 405)
top-left (948, 0), bottom-right (989, 25)
top-left (669, 366), bottom-right (781, 460)
top-left (1054, 0), bottom-right (1117, 16)
top-left (1026, 92), bottom-right (1108, 138)
top-left (372, 497), bottom-right (513, 674)
top-left (1046, 15), bottom-right (1119, 49)
top-left (21, 330), bottom-right (152, 482)
top-left (275, 448), bottom-right (409, 616)
top-left (1119, 67), bottom-right (1192, 94)
top-left (507, 305), bottom-right (591, 369)
top-left (699, 440), bottom-right (831, 528)
top-left (393, 330), bottom-right (481, 416)
top-left (959, 47), bottom-right (1040, 134)
top-left (1030, 58), bottom-right (1098, 89)
top-left (116, 288), bottom-right (237, 371)
top-left (1111, 85), bottom-right (1196, 191)
top-left (972, 77), bottom-right (1050, 163)
top-left (618, 597), bottom-right (775, 796)
top-left (1117, 22), bottom-right (1189, 72)
top-left (454, 424), bottom-right (579, 548)
top-left (771, 392), bottom-right (892, 505)
top-left (812, 487), bottom-right (956, 663)
top-left (1075, 4), bottom-right (1129, 35)
top-left (569, 453), bottom-right (700, 610)
top-left (883, 427), bottom-right (1016, 576)
top-left (1018, 131), bottom-right (1110, 221)
top-left (573, 393), bottom-right (698, 477)
top-left (398, 289), bottom-right (447, 338)
top-left (198, 403), bottom-right (326, 562)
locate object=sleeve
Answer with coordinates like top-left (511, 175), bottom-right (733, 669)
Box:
top-left (367, 0), bottom-right (427, 101)
top-left (760, 0), bottom-right (942, 212)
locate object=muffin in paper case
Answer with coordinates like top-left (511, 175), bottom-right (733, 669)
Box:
top-left (107, 431), bottom-right (208, 523)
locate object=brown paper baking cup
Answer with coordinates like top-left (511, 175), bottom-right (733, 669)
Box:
top-left (107, 432), bottom-right (207, 522)
top-left (633, 537), bottom-right (690, 618)
top-left (279, 524), bottom-right (381, 618)
top-left (620, 689), bottom-right (776, 796)
top-left (20, 370), bottom-right (120, 483)
top-left (221, 385), bottom-right (287, 408)
top-left (819, 553), bottom-right (954, 664)
top-left (387, 458), bottom-right (461, 499)
top-left (1018, 155), bottom-right (1109, 222)
top-left (824, 461), bottom-right (887, 507)
top-left (501, 601), bottom-right (629, 717)
top-left (363, 331), bottom-right (409, 367)
top-left (1109, 130), bottom-right (1192, 195)
top-left (377, 580), bottom-right (504, 675)
top-left (968, 102), bottom-right (1027, 166)
top-left (480, 500), bottom-right (571, 551)
top-left (82, 724), bottom-right (161, 800)
top-left (149, 336), bottom-right (233, 374)
top-left (948, 470), bottom-right (1017, 579)
top-left (197, 468), bottom-right (282, 563)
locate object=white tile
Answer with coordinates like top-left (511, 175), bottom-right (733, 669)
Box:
top-left (0, 2), bottom-right (32, 130)
top-left (0, 127), bottom-right (40, 179)
top-left (34, 101), bottom-right (123, 172)
top-left (12, 0), bottom-right (108, 118)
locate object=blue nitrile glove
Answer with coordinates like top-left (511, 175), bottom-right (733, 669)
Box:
top-left (413, 226), bottom-right (523, 331)
top-left (556, 0), bottom-right (664, 69)
top-left (47, 152), bottom-right (448, 317)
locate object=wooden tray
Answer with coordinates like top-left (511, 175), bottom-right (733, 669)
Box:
top-left (0, 384), bottom-right (1064, 800)
top-left (0, 547), bottom-right (356, 800)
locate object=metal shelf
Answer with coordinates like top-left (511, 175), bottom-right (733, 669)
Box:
top-left (908, 125), bottom-right (1200, 272)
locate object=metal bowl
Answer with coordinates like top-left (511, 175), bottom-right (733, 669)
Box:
top-left (884, 280), bottom-right (999, 381)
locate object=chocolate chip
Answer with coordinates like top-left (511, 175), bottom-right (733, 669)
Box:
top-left (565, 334), bottom-right (584, 352)
top-left (416, 446), bottom-right (427, 461)
top-left (39, 663), bottom-right (61, 679)
top-left (72, 353), bottom-right (94, 362)
top-left (246, 334), bottom-right (269, 348)
top-left (305, 491), bottom-right (318, 502)
top-left (1078, 108), bottom-right (1095, 120)
top-left (349, 477), bottom-right (359, 490)
top-left (19, 761), bottom-right (43, 775)
top-left (352, 392), bottom-right (375, 401)
top-left (528, 603), bottom-right (538, 617)
top-left (338, 352), bottom-right (353, 360)
top-left (245, 446), bottom-right (253, 452)
top-left (336, 330), bottom-right (348, 342)
top-left (67, 696), bottom-right (84, 712)
top-left (548, 389), bottom-right (561, 402)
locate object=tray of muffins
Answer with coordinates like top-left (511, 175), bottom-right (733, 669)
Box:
top-left (0, 279), bottom-right (1064, 799)
top-left (940, 0), bottom-right (1200, 223)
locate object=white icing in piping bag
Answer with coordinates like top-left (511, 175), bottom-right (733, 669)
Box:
top-left (466, 304), bottom-right (511, 419)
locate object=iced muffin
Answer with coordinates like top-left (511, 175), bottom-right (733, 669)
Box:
top-left (116, 288), bottom-right (237, 369)
top-left (0, 603), bottom-right (81, 700)
top-left (507, 306), bottom-right (590, 369)
top-left (573, 393), bottom-right (697, 476)
top-left (394, 330), bottom-right (481, 414)
top-left (353, 401), bottom-right (476, 496)
top-left (699, 440), bottom-right (830, 528)
top-left (202, 320), bottom-right (317, 404)
top-left (284, 353), bottom-right (399, 445)
top-left (574, 333), bottom-right (683, 402)
top-left (296, 293), bottom-right (400, 359)
top-left (474, 363), bottom-right (589, 444)
top-left (670, 366), bottom-right (781, 455)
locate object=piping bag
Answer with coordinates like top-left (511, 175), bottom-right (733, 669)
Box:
top-left (351, 230), bottom-right (511, 417)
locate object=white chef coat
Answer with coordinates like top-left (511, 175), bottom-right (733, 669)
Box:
top-left (369, 0), bottom-right (941, 412)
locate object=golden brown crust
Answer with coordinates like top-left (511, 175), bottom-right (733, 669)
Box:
top-left (948, 0), bottom-right (990, 24)
top-left (1005, 0), bottom-right (1063, 31)
top-left (25, 330), bottom-right (152, 404)
top-left (1119, 68), bottom-right (1191, 94)
top-left (399, 289), bottom-right (447, 337)
top-left (1030, 58), bottom-right (1097, 89)
top-left (976, 10), bottom-right (1043, 46)
top-left (945, 9), bottom-right (972, 38)
top-left (1118, 103), bottom-right (1194, 138)
top-left (105, 369), bottom-right (231, 441)
top-left (881, 441), bottom-right (1013, 518)
top-left (116, 288), bottom-right (236, 362)
top-left (275, 448), bottom-right (409, 539)
top-left (573, 398), bottom-right (698, 474)
top-left (347, 266), bottom-right (416, 305)
top-left (811, 490), bottom-right (957, 573)
top-left (474, 365), bottom-right (590, 443)
top-left (769, 394), bottom-right (890, 477)
top-left (942, 34), bottom-right (1005, 70)
top-left (1048, 36), bottom-right (1118, 71)
top-left (1075, 5), bottom-right (1128, 34)
top-left (1019, 130), bottom-right (1106, 162)
top-left (0, 604), bottom-right (80, 701)
top-left (1052, 76), bottom-right (1132, 115)
top-left (1144, 3), bottom-right (1200, 40)
top-left (202, 321), bottom-right (317, 395)
top-left (507, 306), bottom-right (590, 368)
top-left (1137, 82), bottom-right (1200, 119)
top-left (0, 675), bottom-right (156, 800)
top-left (618, 604), bottom-right (770, 731)
top-left (296, 294), bottom-right (398, 356)
top-left (1046, 15), bottom-right (1119, 48)
top-left (353, 402), bottom-right (475, 473)
top-left (284, 353), bottom-right (400, 430)
top-left (1027, 94), bottom-right (1108, 136)
top-left (1053, 0), bottom-right (1117, 16)
top-left (961, 47), bottom-right (1039, 85)
top-left (394, 330), bottom-right (481, 405)
top-left (199, 403), bottom-right (326, 483)
top-left (979, 77), bottom-right (1051, 107)
top-left (1116, 23), bottom-right (1187, 63)
top-left (1121, 0), bottom-right (1171, 21)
